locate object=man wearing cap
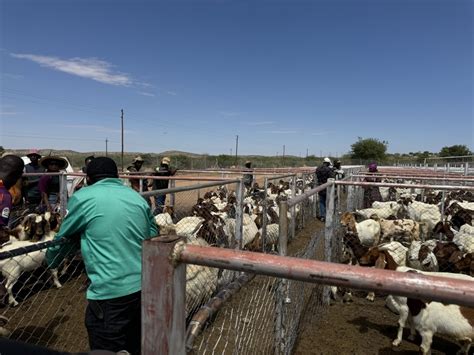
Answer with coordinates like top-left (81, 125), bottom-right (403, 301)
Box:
top-left (46, 157), bottom-right (158, 354)
top-left (38, 156), bottom-right (69, 212)
top-left (126, 156), bottom-right (145, 192)
top-left (315, 157), bottom-right (335, 222)
top-left (242, 161), bottom-right (254, 191)
top-left (0, 155), bottom-right (24, 240)
top-left (151, 156), bottom-right (176, 215)
top-left (24, 149), bottom-right (45, 208)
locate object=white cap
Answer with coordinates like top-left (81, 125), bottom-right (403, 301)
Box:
top-left (323, 157), bottom-right (331, 164)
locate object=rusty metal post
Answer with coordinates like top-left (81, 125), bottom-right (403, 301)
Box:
top-left (59, 173), bottom-right (68, 219)
top-left (290, 175), bottom-right (296, 241)
top-left (235, 179), bottom-right (244, 249)
top-left (142, 236), bottom-right (186, 355)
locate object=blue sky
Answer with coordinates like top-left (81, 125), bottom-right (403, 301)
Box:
top-left (1, 0), bottom-right (472, 157)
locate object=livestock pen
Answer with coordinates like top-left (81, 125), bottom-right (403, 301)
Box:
top-left (3, 166), bottom-right (474, 354)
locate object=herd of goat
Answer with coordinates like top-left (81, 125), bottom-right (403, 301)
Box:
top-left (0, 176), bottom-right (473, 354)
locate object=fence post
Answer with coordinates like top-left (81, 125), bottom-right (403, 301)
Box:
top-left (235, 179), bottom-right (244, 249)
top-left (262, 177), bottom-right (269, 252)
top-left (347, 185), bottom-right (354, 212)
top-left (275, 199), bottom-right (289, 355)
top-left (290, 175), bottom-right (296, 240)
top-left (142, 236), bottom-right (186, 355)
top-left (465, 163), bottom-right (469, 176)
top-left (169, 179), bottom-right (176, 207)
top-left (59, 173), bottom-right (68, 219)
top-left (323, 179), bottom-right (336, 305)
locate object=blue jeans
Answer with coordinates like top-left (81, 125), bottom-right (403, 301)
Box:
top-left (154, 194), bottom-right (166, 215)
top-left (318, 191), bottom-right (326, 219)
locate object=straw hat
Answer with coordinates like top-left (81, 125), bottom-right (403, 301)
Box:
top-left (26, 149), bottom-right (42, 158)
top-left (39, 156), bottom-right (68, 170)
top-left (132, 156), bottom-right (144, 163)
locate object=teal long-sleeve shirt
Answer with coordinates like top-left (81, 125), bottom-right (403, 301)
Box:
top-left (46, 178), bottom-right (158, 300)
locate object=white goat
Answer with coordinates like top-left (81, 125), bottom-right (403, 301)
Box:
top-left (340, 212), bottom-right (381, 247)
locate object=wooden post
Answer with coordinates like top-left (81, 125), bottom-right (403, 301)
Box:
top-left (235, 180), bottom-right (244, 249)
top-left (347, 185), bottom-right (354, 212)
top-left (262, 177), bottom-right (269, 251)
top-left (169, 179), bottom-right (176, 207)
top-left (324, 179), bottom-right (336, 304)
top-left (290, 175), bottom-right (296, 241)
top-left (59, 173), bottom-right (68, 219)
top-left (276, 199), bottom-right (288, 355)
top-left (142, 236), bottom-right (186, 355)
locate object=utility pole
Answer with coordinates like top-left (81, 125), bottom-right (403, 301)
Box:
top-left (283, 145), bottom-right (285, 158)
top-left (121, 109), bottom-right (124, 172)
top-left (306, 148), bottom-right (308, 158)
top-left (230, 148), bottom-right (232, 156)
top-left (105, 138), bottom-right (108, 157)
top-left (235, 135), bottom-right (239, 166)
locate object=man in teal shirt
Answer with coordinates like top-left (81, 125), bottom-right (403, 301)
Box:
top-left (47, 157), bottom-right (158, 354)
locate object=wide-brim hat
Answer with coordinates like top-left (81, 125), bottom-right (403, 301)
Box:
top-left (26, 149), bottom-right (41, 158)
top-left (161, 157), bottom-right (171, 165)
top-left (132, 156), bottom-right (144, 163)
top-left (39, 156), bottom-right (68, 170)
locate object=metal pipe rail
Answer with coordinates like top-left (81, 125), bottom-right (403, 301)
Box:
top-left (0, 238), bottom-right (68, 260)
top-left (287, 181), bottom-right (331, 208)
top-left (352, 174), bottom-right (474, 182)
top-left (336, 180), bottom-right (474, 191)
top-left (140, 179), bottom-right (240, 198)
top-left (178, 244), bottom-right (474, 307)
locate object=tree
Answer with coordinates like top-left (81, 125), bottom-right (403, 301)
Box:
top-left (439, 145), bottom-right (471, 157)
top-left (350, 137), bottom-right (388, 162)
top-left (0, 146), bottom-right (4, 156)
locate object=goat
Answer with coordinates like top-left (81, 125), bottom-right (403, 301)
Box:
top-left (340, 212), bottom-right (380, 247)
top-left (0, 212), bottom-right (62, 306)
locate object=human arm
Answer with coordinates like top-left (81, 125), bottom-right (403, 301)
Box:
top-left (147, 207), bottom-right (159, 239)
top-left (46, 194), bottom-right (87, 268)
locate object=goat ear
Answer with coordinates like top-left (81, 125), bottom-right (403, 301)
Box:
top-left (374, 252), bottom-right (387, 269)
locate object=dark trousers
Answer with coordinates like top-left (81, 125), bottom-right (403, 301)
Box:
top-left (85, 291), bottom-right (141, 354)
top-left (153, 194), bottom-right (166, 215)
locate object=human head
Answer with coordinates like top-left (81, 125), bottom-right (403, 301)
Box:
top-left (39, 156), bottom-right (68, 172)
top-left (323, 157), bottom-right (331, 166)
top-left (334, 160), bottom-right (341, 168)
top-left (368, 162), bottom-right (378, 172)
top-left (0, 155), bottom-right (25, 189)
top-left (84, 155), bottom-right (95, 166)
top-left (86, 157), bottom-right (119, 185)
top-left (26, 149), bottom-right (42, 164)
top-left (161, 157), bottom-right (171, 166)
top-left (245, 161), bottom-right (252, 168)
top-left (132, 156), bottom-right (144, 169)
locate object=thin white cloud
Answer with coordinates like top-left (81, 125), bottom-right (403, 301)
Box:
top-left (311, 132), bottom-right (329, 136)
top-left (62, 124), bottom-right (135, 134)
top-left (0, 110), bottom-right (22, 116)
top-left (1, 73), bottom-right (23, 80)
top-left (246, 121), bottom-right (274, 126)
top-left (11, 53), bottom-right (134, 86)
top-left (138, 91), bottom-right (156, 97)
top-left (219, 111), bottom-right (242, 117)
top-left (166, 90), bottom-right (177, 96)
top-left (270, 130), bottom-right (297, 134)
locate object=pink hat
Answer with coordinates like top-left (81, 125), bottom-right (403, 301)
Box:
top-left (26, 149), bottom-right (41, 158)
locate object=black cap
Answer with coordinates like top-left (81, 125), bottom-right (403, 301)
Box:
top-left (86, 157), bottom-right (118, 179)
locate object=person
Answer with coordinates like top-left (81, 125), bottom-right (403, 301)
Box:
top-left (71, 155), bottom-right (95, 193)
top-left (126, 156), bottom-right (145, 192)
top-left (38, 156), bottom-right (69, 212)
top-left (242, 161), bottom-right (254, 190)
top-left (46, 157), bottom-right (158, 354)
top-left (23, 149), bottom-right (45, 208)
top-left (332, 160), bottom-right (345, 180)
top-left (363, 162), bottom-right (383, 208)
top-left (151, 156), bottom-right (177, 215)
top-left (0, 155), bottom-right (24, 240)
top-left (315, 157), bottom-right (335, 222)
